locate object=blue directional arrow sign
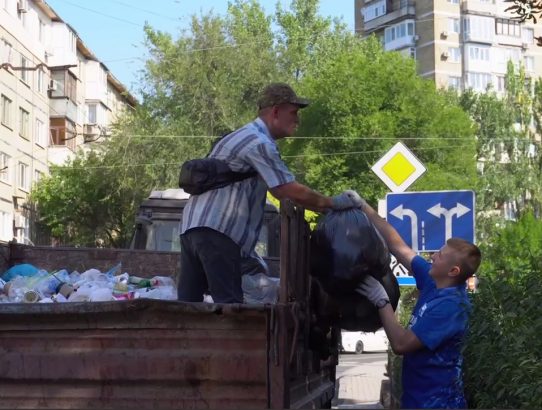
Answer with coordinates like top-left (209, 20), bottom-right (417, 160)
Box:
top-left (386, 190), bottom-right (475, 253)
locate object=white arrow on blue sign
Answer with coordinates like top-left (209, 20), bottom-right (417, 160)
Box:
top-left (386, 190), bottom-right (475, 253)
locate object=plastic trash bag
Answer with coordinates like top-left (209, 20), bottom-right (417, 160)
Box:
top-left (310, 208), bottom-right (391, 294)
top-left (242, 272), bottom-right (279, 304)
top-left (2, 263), bottom-right (39, 281)
top-left (311, 269), bottom-right (400, 332)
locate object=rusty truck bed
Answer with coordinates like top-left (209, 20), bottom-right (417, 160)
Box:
top-left (0, 201), bottom-right (337, 409)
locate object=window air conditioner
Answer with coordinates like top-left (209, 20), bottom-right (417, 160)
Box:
top-left (84, 124), bottom-right (99, 136)
top-left (441, 51), bottom-right (450, 59)
top-left (17, 0), bottom-right (29, 13)
top-left (48, 80), bottom-right (57, 91)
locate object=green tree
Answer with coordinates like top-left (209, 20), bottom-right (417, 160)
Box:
top-left (282, 36), bottom-right (477, 202)
top-left (457, 63), bottom-right (542, 225)
top-left (464, 213), bottom-right (542, 408)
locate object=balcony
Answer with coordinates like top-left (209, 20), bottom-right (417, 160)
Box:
top-left (461, 0), bottom-right (497, 17)
top-left (50, 98), bottom-right (78, 123)
top-left (364, 1), bottom-right (416, 34)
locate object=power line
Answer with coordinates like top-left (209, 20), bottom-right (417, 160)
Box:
top-left (106, 0), bottom-right (180, 22)
top-left (45, 144), bottom-right (476, 171)
top-left (53, 0), bottom-right (143, 27)
top-left (106, 134), bottom-right (478, 141)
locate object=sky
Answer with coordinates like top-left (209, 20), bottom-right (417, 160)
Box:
top-left (45, 0), bottom-right (355, 99)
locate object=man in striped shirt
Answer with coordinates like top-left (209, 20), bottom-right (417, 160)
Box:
top-left (179, 83), bottom-right (363, 303)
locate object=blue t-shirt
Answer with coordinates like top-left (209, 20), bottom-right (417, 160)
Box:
top-left (401, 255), bottom-right (471, 409)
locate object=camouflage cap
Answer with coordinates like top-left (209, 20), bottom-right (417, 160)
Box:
top-left (257, 83), bottom-right (310, 110)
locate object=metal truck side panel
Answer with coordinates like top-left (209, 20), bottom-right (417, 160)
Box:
top-left (0, 300), bottom-right (269, 409)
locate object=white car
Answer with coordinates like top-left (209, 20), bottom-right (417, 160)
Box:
top-left (341, 329), bottom-right (388, 354)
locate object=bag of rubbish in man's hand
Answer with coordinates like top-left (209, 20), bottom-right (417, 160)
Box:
top-left (310, 208), bottom-right (391, 295)
top-left (311, 269), bottom-right (400, 332)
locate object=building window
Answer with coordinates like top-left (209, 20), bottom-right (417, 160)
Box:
top-left (1, 38), bottom-right (13, 65)
top-left (384, 20), bottom-right (415, 44)
top-left (0, 211), bottom-right (12, 241)
top-left (468, 45), bottom-right (490, 61)
top-left (39, 19), bottom-right (46, 42)
top-left (363, 0), bottom-right (387, 22)
top-left (448, 76), bottom-right (462, 90)
top-left (449, 47), bottom-right (461, 62)
top-left (36, 69), bottom-right (45, 93)
top-left (448, 18), bottom-right (460, 33)
top-left (500, 47), bottom-right (521, 67)
top-left (0, 152), bottom-right (10, 184)
top-left (19, 108), bottom-right (29, 139)
top-left (51, 70), bottom-right (77, 102)
top-left (17, 162), bottom-right (29, 191)
top-left (34, 169), bottom-right (42, 184)
top-left (496, 75), bottom-right (506, 92)
top-left (35, 118), bottom-right (47, 147)
top-left (496, 18), bottom-right (521, 37)
top-left (1, 95), bottom-right (12, 128)
top-left (463, 16), bottom-right (494, 41)
top-left (524, 56), bottom-right (535, 71)
top-left (88, 104), bottom-right (97, 124)
top-left (467, 72), bottom-right (492, 91)
top-left (522, 28), bottom-right (534, 44)
top-left (17, 5), bottom-right (27, 26)
top-left (20, 56), bottom-right (28, 83)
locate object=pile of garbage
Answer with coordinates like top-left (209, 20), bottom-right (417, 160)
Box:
top-left (0, 263), bottom-right (177, 304)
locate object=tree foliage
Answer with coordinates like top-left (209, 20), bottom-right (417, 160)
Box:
top-left (464, 213), bottom-right (542, 409)
top-left (457, 64), bottom-right (542, 225)
top-left (283, 36), bottom-right (477, 202)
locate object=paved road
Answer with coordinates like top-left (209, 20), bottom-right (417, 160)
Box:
top-left (333, 352), bottom-right (387, 409)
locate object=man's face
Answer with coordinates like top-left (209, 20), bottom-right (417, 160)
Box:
top-left (429, 245), bottom-right (460, 279)
top-left (272, 103), bottom-right (300, 138)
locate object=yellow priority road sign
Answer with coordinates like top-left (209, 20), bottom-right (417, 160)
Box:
top-left (371, 142), bottom-right (426, 192)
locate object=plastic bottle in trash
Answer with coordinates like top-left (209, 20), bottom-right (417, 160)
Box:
top-left (128, 276), bottom-right (152, 288)
top-left (35, 273), bottom-right (63, 298)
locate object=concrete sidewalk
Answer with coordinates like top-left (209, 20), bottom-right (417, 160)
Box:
top-left (332, 356), bottom-right (388, 409)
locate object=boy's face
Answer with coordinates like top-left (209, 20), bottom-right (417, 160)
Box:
top-left (429, 245), bottom-right (461, 279)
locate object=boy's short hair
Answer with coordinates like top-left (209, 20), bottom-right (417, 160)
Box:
top-left (447, 238), bottom-right (482, 281)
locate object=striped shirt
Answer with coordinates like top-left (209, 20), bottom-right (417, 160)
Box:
top-left (181, 118), bottom-right (295, 256)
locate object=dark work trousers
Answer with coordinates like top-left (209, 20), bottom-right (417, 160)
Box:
top-left (178, 227), bottom-right (243, 303)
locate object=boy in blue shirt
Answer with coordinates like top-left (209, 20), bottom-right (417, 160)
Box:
top-left (357, 200), bottom-right (482, 409)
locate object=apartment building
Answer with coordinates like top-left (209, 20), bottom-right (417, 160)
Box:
top-left (355, 0), bottom-right (542, 92)
top-left (0, 0), bottom-right (136, 244)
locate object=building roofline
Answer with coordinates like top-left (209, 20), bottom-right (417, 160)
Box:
top-left (39, 0), bottom-right (138, 106)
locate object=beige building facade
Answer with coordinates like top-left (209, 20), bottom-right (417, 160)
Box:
top-left (1, 0), bottom-right (135, 244)
top-left (355, 0), bottom-right (542, 92)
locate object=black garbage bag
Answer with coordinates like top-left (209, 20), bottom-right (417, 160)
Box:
top-left (310, 208), bottom-right (391, 295)
top-left (311, 269), bottom-right (400, 332)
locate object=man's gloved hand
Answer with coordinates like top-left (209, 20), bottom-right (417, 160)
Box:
top-left (356, 275), bottom-right (390, 308)
top-left (331, 190), bottom-right (366, 210)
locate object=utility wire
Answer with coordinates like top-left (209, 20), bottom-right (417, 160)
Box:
top-left (52, 0), bottom-right (143, 27)
top-left (45, 144), bottom-right (476, 171)
top-left (106, 0), bottom-right (180, 22)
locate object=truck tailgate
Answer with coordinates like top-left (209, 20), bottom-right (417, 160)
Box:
top-left (0, 300), bottom-right (271, 409)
